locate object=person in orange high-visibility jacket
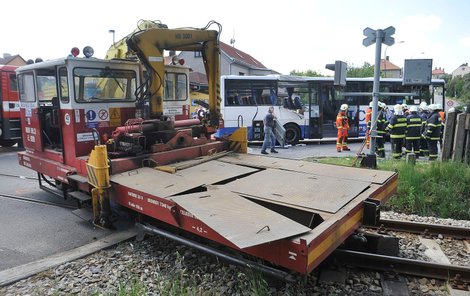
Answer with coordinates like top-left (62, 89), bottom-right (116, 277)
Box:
top-left (365, 102), bottom-right (373, 149)
top-left (336, 104), bottom-right (350, 152)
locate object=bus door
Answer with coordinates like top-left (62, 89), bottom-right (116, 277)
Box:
top-left (317, 83), bottom-right (338, 138)
top-left (307, 84), bottom-right (321, 139)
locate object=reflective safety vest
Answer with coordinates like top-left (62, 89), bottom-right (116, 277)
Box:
top-left (406, 113), bottom-right (422, 140)
top-left (375, 111), bottom-right (388, 138)
top-left (387, 114), bottom-right (407, 138)
top-left (336, 112), bottom-right (349, 130)
top-left (425, 111), bottom-right (442, 140)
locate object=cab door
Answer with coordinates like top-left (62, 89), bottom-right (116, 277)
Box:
top-left (18, 71), bottom-right (44, 151)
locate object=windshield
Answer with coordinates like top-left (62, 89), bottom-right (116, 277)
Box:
top-left (73, 67), bottom-right (137, 102)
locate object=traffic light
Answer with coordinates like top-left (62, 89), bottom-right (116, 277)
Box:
top-left (325, 60), bottom-right (347, 87)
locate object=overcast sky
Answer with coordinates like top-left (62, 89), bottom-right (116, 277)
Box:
top-left (2, 0), bottom-right (469, 75)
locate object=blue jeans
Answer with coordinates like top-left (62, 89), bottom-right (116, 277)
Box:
top-left (261, 126), bottom-right (275, 151)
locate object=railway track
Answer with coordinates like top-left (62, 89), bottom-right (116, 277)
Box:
top-left (331, 249), bottom-right (470, 290)
top-left (0, 192), bottom-right (76, 209)
top-left (332, 218), bottom-right (470, 292)
top-left (0, 172), bottom-right (37, 181)
top-left (368, 218), bottom-right (470, 239)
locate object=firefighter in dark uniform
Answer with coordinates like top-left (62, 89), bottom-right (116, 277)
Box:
top-left (375, 102), bottom-right (388, 158)
top-left (425, 104), bottom-right (443, 161)
top-left (386, 104), bottom-right (407, 159)
top-left (405, 105), bottom-right (422, 157)
top-left (418, 102), bottom-right (430, 156)
top-left (365, 102), bottom-right (373, 149)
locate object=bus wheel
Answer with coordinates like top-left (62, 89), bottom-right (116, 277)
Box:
top-left (284, 123), bottom-right (300, 146)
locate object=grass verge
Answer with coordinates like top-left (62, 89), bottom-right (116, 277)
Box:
top-left (312, 157), bottom-right (470, 220)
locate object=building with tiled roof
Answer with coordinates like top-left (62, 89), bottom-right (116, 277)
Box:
top-left (178, 41), bottom-right (277, 80)
top-left (0, 54), bottom-right (27, 66)
top-left (432, 67), bottom-right (446, 79)
top-left (452, 63), bottom-right (470, 79)
top-left (380, 56), bottom-right (401, 78)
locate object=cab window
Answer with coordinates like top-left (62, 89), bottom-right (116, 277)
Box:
top-left (73, 67), bottom-right (137, 103)
top-left (18, 72), bottom-right (36, 102)
top-left (164, 72), bottom-right (187, 101)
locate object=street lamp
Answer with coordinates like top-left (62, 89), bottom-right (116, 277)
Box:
top-left (383, 40), bottom-right (405, 78)
top-left (109, 29), bottom-right (115, 47)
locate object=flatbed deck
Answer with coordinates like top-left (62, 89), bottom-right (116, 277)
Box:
top-left (111, 153), bottom-right (397, 274)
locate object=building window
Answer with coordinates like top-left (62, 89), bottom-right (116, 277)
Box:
top-left (194, 51), bottom-right (202, 58)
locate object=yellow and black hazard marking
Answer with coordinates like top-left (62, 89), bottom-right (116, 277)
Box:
top-left (86, 145), bottom-right (110, 189)
top-left (228, 127), bottom-right (248, 153)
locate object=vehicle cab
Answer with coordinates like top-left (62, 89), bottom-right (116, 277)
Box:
top-left (17, 51), bottom-right (141, 180)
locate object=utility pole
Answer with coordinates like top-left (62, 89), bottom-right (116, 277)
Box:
top-left (362, 26), bottom-right (395, 165)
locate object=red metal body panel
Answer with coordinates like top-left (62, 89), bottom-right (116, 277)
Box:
top-left (0, 66), bottom-right (20, 120)
top-left (112, 182), bottom-right (311, 272)
top-left (18, 151), bottom-right (76, 183)
top-left (20, 107), bottom-right (44, 151)
top-left (110, 141), bottom-right (226, 174)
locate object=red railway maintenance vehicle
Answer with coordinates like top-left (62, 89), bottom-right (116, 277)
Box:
top-left (0, 65), bottom-right (22, 147)
top-left (16, 22), bottom-right (397, 276)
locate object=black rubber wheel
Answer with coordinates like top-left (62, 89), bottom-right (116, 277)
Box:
top-left (284, 123), bottom-right (301, 146)
top-left (0, 139), bottom-right (18, 147)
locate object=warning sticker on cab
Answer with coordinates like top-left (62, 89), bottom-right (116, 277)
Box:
top-left (109, 108), bottom-right (121, 127)
top-left (85, 108), bottom-right (110, 128)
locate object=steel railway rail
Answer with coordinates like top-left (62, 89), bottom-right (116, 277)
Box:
top-left (0, 192), bottom-right (76, 209)
top-left (0, 172), bottom-right (37, 181)
top-left (331, 249), bottom-right (470, 289)
top-left (365, 218), bottom-right (470, 240)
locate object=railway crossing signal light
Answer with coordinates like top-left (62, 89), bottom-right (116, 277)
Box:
top-left (325, 60), bottom-right (347, 87)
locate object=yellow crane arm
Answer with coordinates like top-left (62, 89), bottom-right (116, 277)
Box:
top-left (126, 24), bottom-right (221, 127)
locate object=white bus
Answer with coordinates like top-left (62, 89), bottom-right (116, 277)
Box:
top-left (216, 75), bottom-right (446, 145)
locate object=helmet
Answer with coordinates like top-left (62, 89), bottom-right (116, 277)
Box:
top-left (409, 105), bottom-right (418, 112)
top-left (401, 103), bottom-right (408, 110)
top-left (419, 101), bottom-right (428, 108)
top-left (428, 104), bottom-right (436, 111)
top-left (369, 101), bottom-right (374, 108)
top-left (394, 104), bottom-right (403, 115)
top-left (379, 102), bottom-right (386, 109)
top-left (340, 104), bottom-right (348, 111)
top-left (435, 103), bottom-right (443, 110)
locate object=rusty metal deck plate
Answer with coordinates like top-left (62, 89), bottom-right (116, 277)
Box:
top-left (218, 154), bottom-right (394, 185)
top-left (223, 168), bottom-right (370, 214)
top-left (170, 188), bottom-right (311, 249)
top-left (110, 161), bottom-right (259, 198)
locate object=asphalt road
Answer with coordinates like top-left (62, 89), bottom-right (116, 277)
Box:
top-left (0, 147), bottom-right (115, 271)
top-left (0, 140), bottom-right (384, 273)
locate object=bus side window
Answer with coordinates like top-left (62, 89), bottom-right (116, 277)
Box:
top-left (234, 95), bottom-right (241, 105)
top-left (294, 96), bottom-right (303, 109)
top-left (287, 97), bottom-right (295, 109)
top-left (249, 96), bottom-right (256, 105)
top-left (283, 98), bottom-right (289, 108)
top-left (227, 96), bottom-right (235, 106)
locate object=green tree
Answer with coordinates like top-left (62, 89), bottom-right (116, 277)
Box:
top-left (289, 69), bottom-right (324, 77)
top-left (447, 73), bottom-right (470, 106)
top-left (347, 62), bottom-right (374, 77)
